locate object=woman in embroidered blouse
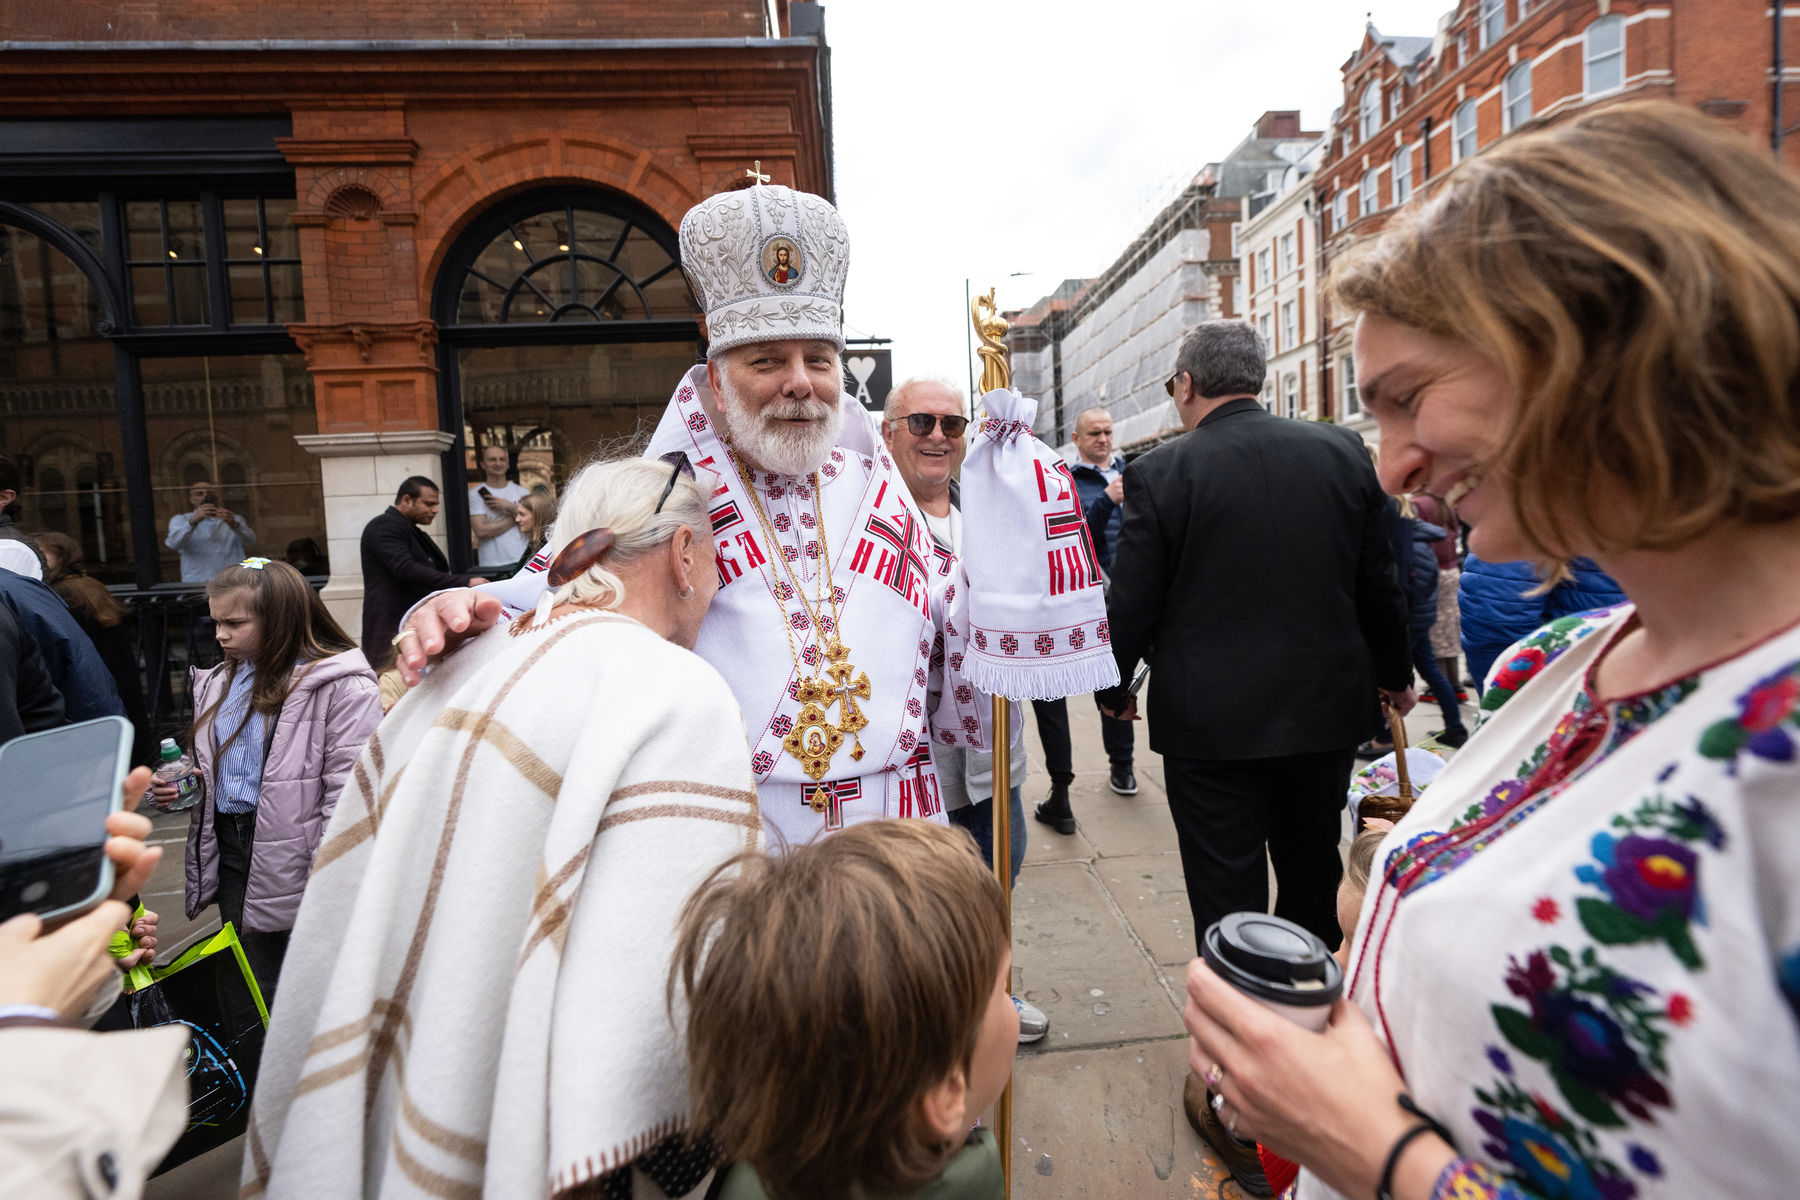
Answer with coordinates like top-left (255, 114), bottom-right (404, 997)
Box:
top-left (1183, 101), bottom-right (1800, 1200)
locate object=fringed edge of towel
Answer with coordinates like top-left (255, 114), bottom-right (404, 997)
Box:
top-left (964, 645), bottom-right (1120, 702)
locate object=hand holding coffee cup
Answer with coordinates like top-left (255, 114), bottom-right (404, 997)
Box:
top-left (1200, 913), bottom-right (1343, 1031)
top-left (1185, 915), bottom-right (1443, 1194)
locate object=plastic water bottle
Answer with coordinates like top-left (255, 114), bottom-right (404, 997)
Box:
top-left (149, 738), bottom-right (202, 813)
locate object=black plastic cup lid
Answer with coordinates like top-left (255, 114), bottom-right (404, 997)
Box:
top-left (1201, 913), bottom-right (1344, 1007)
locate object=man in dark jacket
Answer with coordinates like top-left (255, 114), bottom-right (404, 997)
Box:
top-left (359, 477), bottom-right (485, 654)
top-left (1096, 320), bottom-right (1412, 1192)
top-left (1030, 406), bottom-right (1138, 832)
top-left (0, 569), bottom-right (124, 724)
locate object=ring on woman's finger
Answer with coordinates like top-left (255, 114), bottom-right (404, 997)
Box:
top-left (1204, 1061), bottom-right (1225, 1088)
top-left (1211, 1092), bottom-right (1241, 1136)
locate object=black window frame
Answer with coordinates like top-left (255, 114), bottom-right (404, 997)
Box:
top-left (431, 186), bottom-right (702, 570)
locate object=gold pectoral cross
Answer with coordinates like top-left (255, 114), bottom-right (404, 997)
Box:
top-left (782, 640), bottom-right (872, 782)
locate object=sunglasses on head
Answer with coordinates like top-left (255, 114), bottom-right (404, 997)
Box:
top-left (892, 413), bottom-right (968, 438)
top-left (654, 450), bottom-right (697, 515)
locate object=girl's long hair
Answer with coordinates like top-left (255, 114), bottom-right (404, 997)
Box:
top-left (191, 559), bottom-right (356, 760)
top-left (35, 530), bottom-right (126, 629)
top-left (517, 490), bottom-right (556, 555)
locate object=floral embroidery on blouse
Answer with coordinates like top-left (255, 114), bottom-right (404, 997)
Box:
top-left (1433, 1155), bottom-right (1536, 1200)
top-left (1572, 794), bottom-right (1723, 970)
top-left (1385, 619), bottom-right (1695, 900)
top-left (1479, 613), bottom-right (1610, 713)
top-left (1696, 659), bottom-right (1800, 769)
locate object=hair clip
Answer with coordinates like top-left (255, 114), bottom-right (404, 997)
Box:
top-left (240, 557), bottom-right (272, 570)
top-left (546, 529), bottom-right (615, 588)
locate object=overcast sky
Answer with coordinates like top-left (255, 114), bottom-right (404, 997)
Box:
top-left (825, 0), bottom-right (1452, 392)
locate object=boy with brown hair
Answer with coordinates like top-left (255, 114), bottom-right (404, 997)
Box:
top-left (671, 821), bottom-right (1017, 1200)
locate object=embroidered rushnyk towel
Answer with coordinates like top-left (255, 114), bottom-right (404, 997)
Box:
top-left (959, 387), bottom-right (1120, 700)
top-left (243, 611), bottom-right (760, 1200)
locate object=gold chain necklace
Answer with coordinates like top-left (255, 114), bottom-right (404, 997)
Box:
top-left (728, 450), bottom-right (872, 802)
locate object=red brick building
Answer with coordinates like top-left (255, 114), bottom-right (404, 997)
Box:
top-left (0, 1), bottom-right (832, 650)
top-left (1314, 0), bottom-right (1794, 439)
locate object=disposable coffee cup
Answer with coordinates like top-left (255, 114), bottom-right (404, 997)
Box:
top-left (1201, 912), bottom-right (1344, 1032)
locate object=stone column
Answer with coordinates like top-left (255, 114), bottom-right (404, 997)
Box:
top-left (295, 429), bottom-right (456, 644)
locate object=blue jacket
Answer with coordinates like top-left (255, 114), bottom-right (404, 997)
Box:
top-left (0, 570), bottom-right (125, 724)
top-left (1073, 456), bottom-right (1126, 571)
top-left (1402, 518), bottom-right (1448, 631)
top-left (1459, 554), bottom-right (1627, 652)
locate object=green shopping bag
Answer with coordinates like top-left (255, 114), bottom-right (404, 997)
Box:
top-left (123, 922), bottom-right (270, 1174)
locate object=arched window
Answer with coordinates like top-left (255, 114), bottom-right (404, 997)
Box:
top-left (433, 188), bottom-right (701, 568)
top-left (1584, 16), bottom-right (1624, 98)
top-left (1394, 144), bottom-right (1413, 204)
top-left (446, 194), bottom-right (694, 326)
top-left (1360, 83), bottom-right (1382, 142)
top-left (1453, 100), bottom-right (1479, 163)
top-left (1361, 168), bottom-right (1380, 217)
top-left (1503, 61), bottom-right (1534, 133)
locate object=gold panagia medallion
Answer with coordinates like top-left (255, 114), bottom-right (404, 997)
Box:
top-left (782, 641), bottom-right (872, 781)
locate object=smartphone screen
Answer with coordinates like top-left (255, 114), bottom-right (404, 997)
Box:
top-left (0, 717), bottom-right (130, 922)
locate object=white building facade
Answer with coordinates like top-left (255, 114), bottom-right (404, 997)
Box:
top-left (1238, 138), bottom-right (1325, 424)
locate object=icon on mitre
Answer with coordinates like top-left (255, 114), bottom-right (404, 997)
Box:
top-left (763, 236), bottom-right (802, 287)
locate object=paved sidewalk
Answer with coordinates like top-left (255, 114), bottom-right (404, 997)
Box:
top-left (1006, 691), bottom-right (1459, 1198)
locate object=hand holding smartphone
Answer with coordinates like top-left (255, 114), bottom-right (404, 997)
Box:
top-left (0, 716), bottom-right (135, 924)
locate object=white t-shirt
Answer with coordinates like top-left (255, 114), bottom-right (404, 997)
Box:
top-left (468, 481), bottom-right (529, 567)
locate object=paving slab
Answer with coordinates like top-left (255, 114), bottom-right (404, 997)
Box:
top-left (1023, 822), bottom-right (1098, 867)
top-left (1068, 781), bottom-right (1179, 860)
top-left (1093, 853), bottom-right (1196, 967)
top-left (1011, 1035), bottom-right (1245, 1199)
top-left (1012, 862), bottom-right (1183, 1049)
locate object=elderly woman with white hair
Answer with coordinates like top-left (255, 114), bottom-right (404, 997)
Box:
top-left (246, 454), bottom-right (761, 1200)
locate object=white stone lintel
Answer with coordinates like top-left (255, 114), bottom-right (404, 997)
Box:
top-left (295, 430), bottom-right (456, 458)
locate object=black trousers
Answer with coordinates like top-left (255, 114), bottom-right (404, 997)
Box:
top-left (215, 811), bottom-right (292, 1009)
top-left (1030, 695), bottom-right (1135, 784)
top-left (1162, 747), bottom-right (1358, 951)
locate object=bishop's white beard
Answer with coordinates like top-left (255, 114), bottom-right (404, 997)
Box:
top-left (717, 375), bottom-right (845, 477)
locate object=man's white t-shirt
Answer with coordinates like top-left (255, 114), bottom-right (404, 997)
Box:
top-left (468, 481), bottom-right (530, 567)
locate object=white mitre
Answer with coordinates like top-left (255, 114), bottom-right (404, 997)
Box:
top-left (678, 179), bottom-right (850, 355)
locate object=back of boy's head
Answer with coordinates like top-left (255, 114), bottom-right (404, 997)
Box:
top-left (1345, 827), bottom-right (1386, 895)
top-left (672, 820), bottom-right (1009, 1200)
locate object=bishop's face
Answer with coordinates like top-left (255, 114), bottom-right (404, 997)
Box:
top-left (710, 339), bottom-right (846, 477)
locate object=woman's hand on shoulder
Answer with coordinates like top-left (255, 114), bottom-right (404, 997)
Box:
top-left (395, 590), bottom-right (505, 686)
top-left (1183, 957), bottom-right (1456, 1199)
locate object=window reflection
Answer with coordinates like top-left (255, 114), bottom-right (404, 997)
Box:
top-left (141, 355), bottom-right (325, 583)
top-left (458, 341), bottom-right (699, 496)
top-left (0, 223), bottom-right (133, 581)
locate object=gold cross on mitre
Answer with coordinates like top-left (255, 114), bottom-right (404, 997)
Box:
top-left (745, 160), bottom-right (772, 185)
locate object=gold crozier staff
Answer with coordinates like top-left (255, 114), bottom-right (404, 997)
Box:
top-left (969, 285), bottom-right (1015, 1196)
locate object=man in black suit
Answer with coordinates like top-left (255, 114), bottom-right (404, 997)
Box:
top-left (1099, 319), bottom-right (1416, 941)
top-left (359, 477), bottom-right (485, 655)
top-left (1098, 320), bottom-right (1412, 1190)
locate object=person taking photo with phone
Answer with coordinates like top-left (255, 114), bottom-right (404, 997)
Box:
top-left (159, 558), bottom-right (381, 1007)
top-left (166, 480), bottom-right (256, 584)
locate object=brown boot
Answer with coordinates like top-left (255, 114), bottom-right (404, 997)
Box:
top-left (1183, 1072), bottom-right (1273, 1197)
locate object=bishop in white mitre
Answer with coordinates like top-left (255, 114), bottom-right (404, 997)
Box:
top-left (421, 178), bottom-right (1117, 849)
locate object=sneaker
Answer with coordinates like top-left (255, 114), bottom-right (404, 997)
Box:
top-left (1013, 995), bottom-right (1048, 1043)
top-left (1033, 781), bottom-right (1076, 835)
top-left (1183, 1074), bottom-right (1273, 1196)
top-left (1108, 764), bottom-right (1138, 796)
top-left (1356, 739), bottom-right (1394, 760)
